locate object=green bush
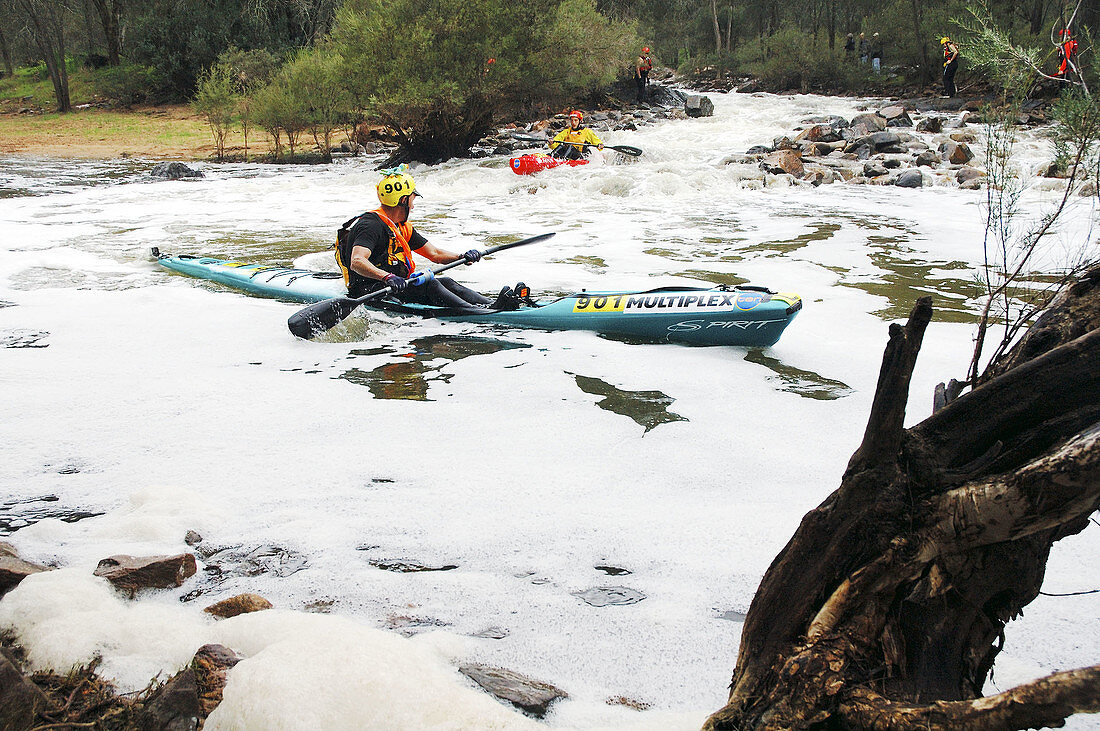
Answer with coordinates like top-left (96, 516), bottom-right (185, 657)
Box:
top-left (93, 62), bottom-right (162, 106)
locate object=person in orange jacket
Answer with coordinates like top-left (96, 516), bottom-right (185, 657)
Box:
top-left (634, 47), bottom-right (653, 102)
top-left (1056, 29), bottom-right (1078, 79)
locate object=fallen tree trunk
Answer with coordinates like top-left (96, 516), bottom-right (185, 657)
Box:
top-left (705, 267), bottom-right (1100, 730)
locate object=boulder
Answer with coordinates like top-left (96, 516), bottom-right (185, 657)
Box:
top-left (772, 136), bottom-right (798, 151)
top-left (94, 553), bottom-right (197, 592)
top-left (879, 105), bottom-right (913, 127)
top-left (939, 140), bottom-right (975, 165)
top-left (915, 150), bottom-right (941, 167)
top-left (139, 669), bottom-right (201, 731)
top-left (149, 162), bottom-right (204, 180)
top-left (184, 530), bottom-right (203, 546)
top-left (800, 115), bottom-right (849, 128)
top-left (760, 150), bottom-right (805, 177)
top-left (893, 169), bottom-right (924, 188)
top-left (853, 144), bottom-right (873, 160)
top-left (801, 165), bottom-right (836, 186)
top-left (459, 663), bottom-right (568, 719)
top-left (916, 116), bottom-right (943, 133)
top-left (882, 158), bottom-right (903, 169)
top-left (956, 167), bottom-right (985, 184)
top-left (0, 542), bottom-right (48, 597)
top-left (684, 95), bottom-right (714, 118)
top-left (745, 145), bottom-right (771, 155)
top-left (804, 142), bottom-right (835, 157)
top-left (192, 644), bottom-right (240, 717)
top-left (863, 162), bottom-right (889, 178)
top-left (867, 131), bottom-right (902, 149)
top-left (203, 593), bottom-right (273, 619)
top-left (960, 178), bottom-right (983, 190)
top-left (949, 131), bottom-right (977, 143)
top-left (794, 125), bottom-right (841, 143)
top-left (850, 113), bottom-right (887, 133)
top-left (0, 652), bottom-right (49, 730)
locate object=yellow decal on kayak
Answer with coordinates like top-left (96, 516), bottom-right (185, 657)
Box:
top-left (573, 294), bottom-right (627, 313)
top-left (771, 293), bottom-right (801, 306)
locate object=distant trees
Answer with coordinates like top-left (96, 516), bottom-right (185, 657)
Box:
top-left (14, 0), bottom-right (76, 112)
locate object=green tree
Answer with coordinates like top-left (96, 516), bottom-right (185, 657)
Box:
top-left (192, 61), bottom-right (239, 161)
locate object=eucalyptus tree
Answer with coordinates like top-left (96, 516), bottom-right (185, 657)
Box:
top-left (13, 0), bottom-right (77, 111)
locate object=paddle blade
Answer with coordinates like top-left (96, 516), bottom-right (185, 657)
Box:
top-left (288, 297), bottom-right (363, 339)
top-left (610, 145), bottom-right (643, 157)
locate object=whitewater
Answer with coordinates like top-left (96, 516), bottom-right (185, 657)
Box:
top-left (0, 91), bottom-right (1097, 729)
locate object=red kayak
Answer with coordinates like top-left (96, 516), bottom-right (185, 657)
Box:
top-left (510, 153), bottom-right (589, 175)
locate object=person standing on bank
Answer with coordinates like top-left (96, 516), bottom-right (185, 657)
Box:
top-left (870, 32), bottom-right (883, 73)
top-left (858, 33), bottom-right (869, 64)
top-left (336, 165), bottom-right (509, 309)
top-left (634, 46), bottom-right (653, 102)
top-left (1056, 29), bottom-right (1078, 80)
top-left (844, 33), bottom-right (855, 61)
top-left (549, 111), bottom-right (603, 161)
top-left (941, 36), bottom-right (960, 97)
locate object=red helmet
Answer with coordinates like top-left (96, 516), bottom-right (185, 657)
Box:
top-left (1060, 29), bottom-right (1072, 38)
top-left (569, 110), bottom-right (583, 122)
top-left (642, 47), bottom-right (651, 53)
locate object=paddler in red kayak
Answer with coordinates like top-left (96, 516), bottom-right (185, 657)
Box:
top-left (335, 165), bottom-right (523, 309)
top-left (549, 111), bottom-right (604, 161)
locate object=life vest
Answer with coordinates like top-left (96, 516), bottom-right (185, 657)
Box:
top-left (943, 43), bottom-right (957, 63)
top-left (640, 55), bottom-right (653, 72)
top-left (334, 207), bottom-right (416, 286)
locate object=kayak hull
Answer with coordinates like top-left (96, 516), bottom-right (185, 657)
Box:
top-left (510, 153), bottom-right (588, 175)
top-left (155, 252), bottom-right (800, 347)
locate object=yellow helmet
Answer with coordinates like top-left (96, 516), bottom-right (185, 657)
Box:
top-left (940, 36), bottom-right (951, 44)
top-left (376, 164), bottom-right (417, 207)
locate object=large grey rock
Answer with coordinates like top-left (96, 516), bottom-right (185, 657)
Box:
top-left (150, 162), bottom-right (204, 180)
top-left (916, 116), bottom-right (943, 133)
top-left (94, 553), bottom-right (197, 592)
top-left (141, 669), bottom-right (200, 731)
top-left (879, 105), bottom-right (913, 127)
top-left (915, 150), bottom-right (941, 167)
top-left (867, 131), bottom-right (902, 149)
top-left (863, 162), bottom-right (889, 178)
top-left (800, 114), bottom-right (849, 128)
top-left (459, 663), bottom-right (568, 718)
top-left (0, 652), bottom-right (49, 730)
top-left (0, 542), bottom-right (48, 597)
top-left (850, 113), bottom-right (887, 133)
top-left (684, 95), bottom-right (714, 118)
top-left (893, 169), bottom-right (924, 188)
top-left (760, 150), bottom-right (805, 177)
top-left (956, 166), bottom-right (985, 184)
top-left (745, 145), bottom-right (771, 155)
top-left (939, 140), bottom-right (975, 165)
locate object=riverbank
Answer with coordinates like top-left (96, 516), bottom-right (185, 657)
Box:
top-left (0, 104), bottom-right (274, 160)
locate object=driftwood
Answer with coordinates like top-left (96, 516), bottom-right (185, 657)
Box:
top-left (705, 266), bottom-right (1100, 730)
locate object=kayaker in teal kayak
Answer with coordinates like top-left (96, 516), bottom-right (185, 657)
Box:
top-left (334, 166), bottom-right (520, 309)
top-left (549, 111), bottom-right (604, 160)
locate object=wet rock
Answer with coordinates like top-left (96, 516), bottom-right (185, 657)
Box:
top-left (960, 178), bottom-right (983, 190)
top-left (94, 553), bottom-right (197, 592)
top-left (594, 565), bottom-right (632, 576)
top-left (717, 609), bottom-right (748, 621)
top-left (203, 593), bottom-right (273, 618)
top-left (140, 668), bottom-right (201, 731)
top-left (800, 114), bottom-right (848, 128)
top-left (794, 125), bottom-right (841, 143)
top-left (893, 169), bottom-right (924, 188)
top-left (192, 644), bottom-right (240, 717)
top-left (760, 150), bottom-right (804, 177)
top-left (771, 136), bottom-right (798, 151)
top-left (956, 167), bottom-right (985, 184)
top-left (0, 651), bottom-right (49, 730)
top-left (879, 105), bottom-right (912, 127)
top-left (916, 116), bottom-right (943, 133)
top-left (804, 142), bottom-right (836, 157)
top-left (459, 663), bottom-right (568, 719)
top-left (849, 112), bottom-right (887, 135)
top-left (853, 144), bottom-right (873, 160)
top-left (473, 626), bottom-right (510, 639)
top-left (939, 140), bottom-right (974, 165)
top-left (949, 131), bottom-right (977, 143)
top-left (801, 166), bottom-right (835, 186)
top-left (1080, 180), bottom-right (1097, 197)
top-left (368, 558), bottom-right (458, 573)
top-left (0, 542), bottom-right (48, 596)
top-left (149, 162), bottom-right (204, 180)
top-left (384, 614), bottom-right (450, 636)
top-left (882, 158), bottom-right (903, 169)
top-left (684, 95), bottom-right (714, 117)
top-left (573, 585), bottom-right (646, 607)
top-left (184, 530), bottom-right (203, 546)
top-left (862, 162), bottom-right (889, 178)
top-left (915, 150), bottom-right (941, 167)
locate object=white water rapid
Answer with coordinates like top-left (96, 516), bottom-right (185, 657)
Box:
top-left (0, 91), bottom-right (1097, 730)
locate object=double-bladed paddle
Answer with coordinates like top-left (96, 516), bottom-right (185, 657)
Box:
top-left (510, 134), bottom-right (643, 157)
top-left (287, 232), bottom-right (556, 339)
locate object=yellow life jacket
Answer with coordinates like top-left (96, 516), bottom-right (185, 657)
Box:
top-left (334, 207), bottom-right (417, 286)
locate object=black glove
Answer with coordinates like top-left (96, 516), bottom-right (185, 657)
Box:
top-left (383, 273), bottom-right (407, 293)
top-left (463, 249), bottom-right (481, 264)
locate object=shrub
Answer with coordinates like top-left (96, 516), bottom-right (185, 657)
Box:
top-left (93, 62), bottom-right (162, 106)
top-left (192, 62), bottom-right (238, 161)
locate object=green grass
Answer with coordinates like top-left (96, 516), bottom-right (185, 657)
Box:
top-left (0, 61), bottom-right (102, 112)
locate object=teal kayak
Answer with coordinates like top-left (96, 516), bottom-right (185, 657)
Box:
top-left (154, 250), bottom-right (801, 347)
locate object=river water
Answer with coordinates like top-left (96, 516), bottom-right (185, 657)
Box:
top-left (0, 92), bottom-right (1097, 729)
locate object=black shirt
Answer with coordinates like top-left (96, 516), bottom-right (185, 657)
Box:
top-left (341, 212), bottom-right (427, 296)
